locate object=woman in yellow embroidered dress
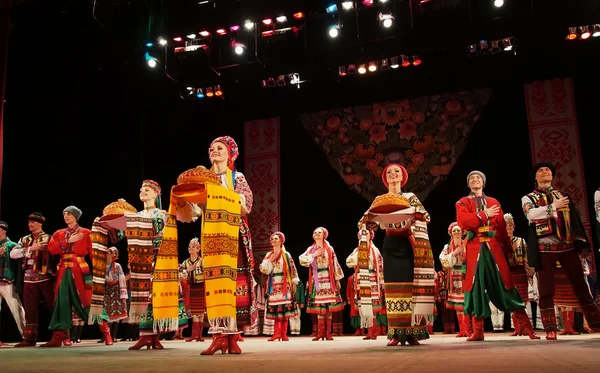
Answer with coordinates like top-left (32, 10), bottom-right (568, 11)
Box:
top-left (299, 227), bottom-right (344, 341)
top-left (177, 135), bottom-right (256, 355)
top-left (260, 232), bottom-right (299, 342)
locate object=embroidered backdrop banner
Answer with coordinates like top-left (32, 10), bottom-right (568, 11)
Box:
top-left (243, 118), bottom-right (281, 262)
top-left (301, 90), bottom-right (492, 202)
top-left (524, 77), bottom-right (594, 266)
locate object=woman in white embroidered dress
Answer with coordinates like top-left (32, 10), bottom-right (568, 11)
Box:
top-left (102, 247), bottom-right (128, 342)
top-left (260, 232), bottom-right (299, 342)
top-left (439, 222), bottom-right (471, 338)
top-left (346, 228), bottom-right (385, 340)
top-left (299, 227), bottom-right (344, 341)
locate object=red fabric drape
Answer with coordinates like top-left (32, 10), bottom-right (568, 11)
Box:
top-left (0, 0), bottom-right (11, 209)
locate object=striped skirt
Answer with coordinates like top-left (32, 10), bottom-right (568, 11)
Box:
top-left (554, 266), bottom-right (579, 311)
top-left (510, 266), bottom-right (529, 303)
top-left (188, 282), bottom-right (206, 318)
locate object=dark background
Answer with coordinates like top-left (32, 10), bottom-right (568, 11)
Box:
top-left (2, 0), bottom-right (600, 340)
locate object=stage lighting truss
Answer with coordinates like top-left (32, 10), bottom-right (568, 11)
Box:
top-left (467, 37), bottom-right (515, 57)
top-left (565, 24), bottom-right (600, 40)
top-left (338, 55), bottom-right (421, 76)
top-left (260, 73), bottom-right (303, 88)
top-left (184, 85), bottom-right (223, 100)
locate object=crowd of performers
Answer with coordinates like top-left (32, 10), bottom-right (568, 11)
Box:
top-left (1, 134), bottom-right (600, 354)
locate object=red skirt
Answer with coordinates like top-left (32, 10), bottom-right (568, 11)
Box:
top-left (510, 267), bottom-right (529, 303)
top-left (188, 282), bottom-right (206, 317)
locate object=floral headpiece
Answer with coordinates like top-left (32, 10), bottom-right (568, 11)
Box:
top-left (209, 136), bottom-right (239, 171)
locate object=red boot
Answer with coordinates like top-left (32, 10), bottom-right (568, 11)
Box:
top-left (237, 334), bottom-right (244, 342)
top-left (427, 324), bottom-right (434, 335)
top-left (353, 328), bottom-right (363, 336)
top-left (513, 308), bottom-right (540, 339)
top-left (227, 334), bottom-right (242, 354)
top-left (200, 333), bottom-right (229, 355)
top-left (379, 325), bottom-right (387, 336)
top-left (99, 322), bottom-right (114, 345)
top-left (312, 318), bottom-right (326, 341)
top-left (311, 323), bottom-right (317, 337)
top-left (268, 320), bottom-right (282, 342)
top-left (128, 335), bottom-right (153, 350)
top-left (457, 314), bottom-right (472, 338)
top-left (559, 311), bottom-right (580, 335)
top-left (466, 317), bottom-right (484, 341)
top-left (152, 335), bottom-right (164, 349)
top-left (63, 329), bottom-right (72, 346)
top-left (325, 316), bottom-right (334, 340)
top-left (510, 313), bottom-right (521, 336)
top-left (40, 330), bottom-right (65, 348)
top-left (186, 321), bottom-right (204, 342)
top-left (15, 325), bottom-right (38, 347)
top-left (281, 320), bottom-right (290, 341)
top-left (363, 319), bottom-right (378, 340)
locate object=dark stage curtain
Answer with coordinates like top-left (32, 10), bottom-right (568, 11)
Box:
top-left (301, 89), bottom-right (492, 202)
top-left (0, 0), bottom-right (11, 211)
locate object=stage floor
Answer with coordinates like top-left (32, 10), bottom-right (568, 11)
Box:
top-left (2, 333), bottom-right (600, 373)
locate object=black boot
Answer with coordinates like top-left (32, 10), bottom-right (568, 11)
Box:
top-left (120, 323), bottom-right (130, 341)
top-left (132, 324), bottom-right (139, 340)
top-left (76, 325), bottom-right (84, 343)
top-left (71, 326), bottom-right (79, 343)
top-left (110, 323), bottom-right (120, 342)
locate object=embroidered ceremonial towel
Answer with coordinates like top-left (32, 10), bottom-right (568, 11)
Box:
top-left (151, 200), bottom-right (180, 333)
top-left (201, 183), bottom-right (242, 333)
top-left (409, 220), bottom-right (436, 326)
top-left (357, 229), bottom-right (374, 328)
top-left (126, 216), bottom-right (155, 323)
top-left (88, 221), bottom-right (109, 324)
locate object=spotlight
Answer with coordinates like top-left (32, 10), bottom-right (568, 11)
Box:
top-left (196, 88), bottom-right (205, 98)
top-left (566, 27), bottom-right (577, 40)
top-left (502, 38), bottom-right (513, 51)
top-left (593, 24), bottom-right (600, 37)
top-left (145, 52), bottom-right (158, 68)
top-left (216, 29), bottom-right (227, 35)
top-left (390, 57), bottom-right (399, 68)
top-left (230, 25), bottom-right (240, 32)
top-left (400, 55), bottom-right (410, 67)
top-left (368, 61), bottom-right (377, 72)
top-left (468, 44), bottom-right (477, 56)
top-left (206, 87), bottom-right (214, 97)
top-left (173, 37), bottom-right (182, 42)
top-left (329, 25), bottom-right (340, 38)
top-left (293, 12), bottom-right (305, 19)
top-left (158, 38), bottom-right (167, 46)
top-left (199, 30), bottom-right (210, 37)
top-left (267, 78), bottom-right (277, 87)
top-left (342, 1), bottom-right (354, 10)
top-left (276, 16), bottom-right (287, 23)
top-left (187, 34), bottom-right (196, 39)
top-left (412, 55), bottom-right (422, 66)
top-left (580, 26), bottom-right (591, 40)
top-left (232, 41), bottom-right (246, 55)
top-left (380, 59), bottom-right (390, 70)
top-left (245, 21), bottom-right (254, 29)
top-left (277, 75), bottom-right (287, 86)
top-left (347, 64), bottom-right (357, 74)
top-left (326, 4), bottom-right (338, 13)
top-left (493, 0), bottom-right (504, 7)
top-left (378, 13), bottom-right (394, 28)
top-left (215, 85), bottom-right (223, 96)
top-left (362, 0), bottom-right (373, 6)
top-left (339, 66), bottom-right (347, 76)
top-left (262, 19), bottom-right (273, 26)
top-left (288, 73), bottom-right (300, 84)
top-left (379, 0), bottom-right (388, 2)
top-left (358, 64), bottom-right (367, 74)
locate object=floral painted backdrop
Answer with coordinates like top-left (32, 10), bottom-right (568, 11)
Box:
top-left (301, 89), bottom-right (492, 202)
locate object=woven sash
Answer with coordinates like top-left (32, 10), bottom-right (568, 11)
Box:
top-left (357, 229), bottom-right (374, 328)
top-left (88, 222), bottom-right (109, 324)
top-left (409, 220), bottom-right (436, 326)
top-left (126, 216), bottom-right (155, 323)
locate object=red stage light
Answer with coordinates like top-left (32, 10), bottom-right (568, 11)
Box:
top-left (293, 12), bottom-right (304, 19)
top-left (199, 30), bottom-right (210, 37)
top-left (262, 30), bottom-right (275, 37)
top-left (262, 19), bottom-right (273, 26)
top-left (362, 0), bottom-right (373, 6)
top-left (566, 27), bottom-right (577, 40)
top-left (401, 55), bottom-right (410, 67)
top-left (412, 56), bottom-right (422, 66)
top-left (215, 85), bottom-right (223, 96)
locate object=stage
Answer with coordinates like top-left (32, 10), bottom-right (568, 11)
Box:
top-left (1, 333), bottom-right (600, 373)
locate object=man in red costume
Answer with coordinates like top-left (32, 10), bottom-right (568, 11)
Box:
top-left (522, 162), bottom-right (600, 340)
top-left (40, 206), bottom-right (112, 347)
top-left (456, 171), bottom-right (539, 341)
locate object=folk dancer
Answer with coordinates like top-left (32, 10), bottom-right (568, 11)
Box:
top-left (346, 228), bottom-right (385, 340)
top-left (456, 171), bottom-right (539, 341)
top-left (435, 270), bottom-right (456, 334)
top-left (346, 273), bottom-right (362, 336)
top-left (260, 232), bottom-right (300, 341)
top-left (11, 213), bottom-right (55, 347)
top-left (359, 163), bottom-right (436, 346)
top-left (522, 163), bottom-right (600, 340)
top-left (0, 221), bottom-right (26, 346)
top-left (289, 279), bottom-right (305, 336)
top-left (439, 222), bottom-right (470, 337)
top-left (504, 213), bottom-right (534, 336)
top-left (177, 135), bottom-right (256, 355)
top-left (180, 238), bottom-right (206, 342)
top-left (299, 227), bottom-right (345, 341)
top-left (98, 247), bottom-right (128, 343)
top-left (40, 207), bottom-right (109, 347)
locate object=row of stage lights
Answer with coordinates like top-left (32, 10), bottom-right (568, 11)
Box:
top-left (260, 73), bottom-right (302, 88)
top-left (184, 85), bottom-right (223, 99)
top-left (467, 37), bottom-right (514, 57)
top-left (566, 25), bottom-right (600, 40)
top-left (339, 55), bottom-right (422, 76)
